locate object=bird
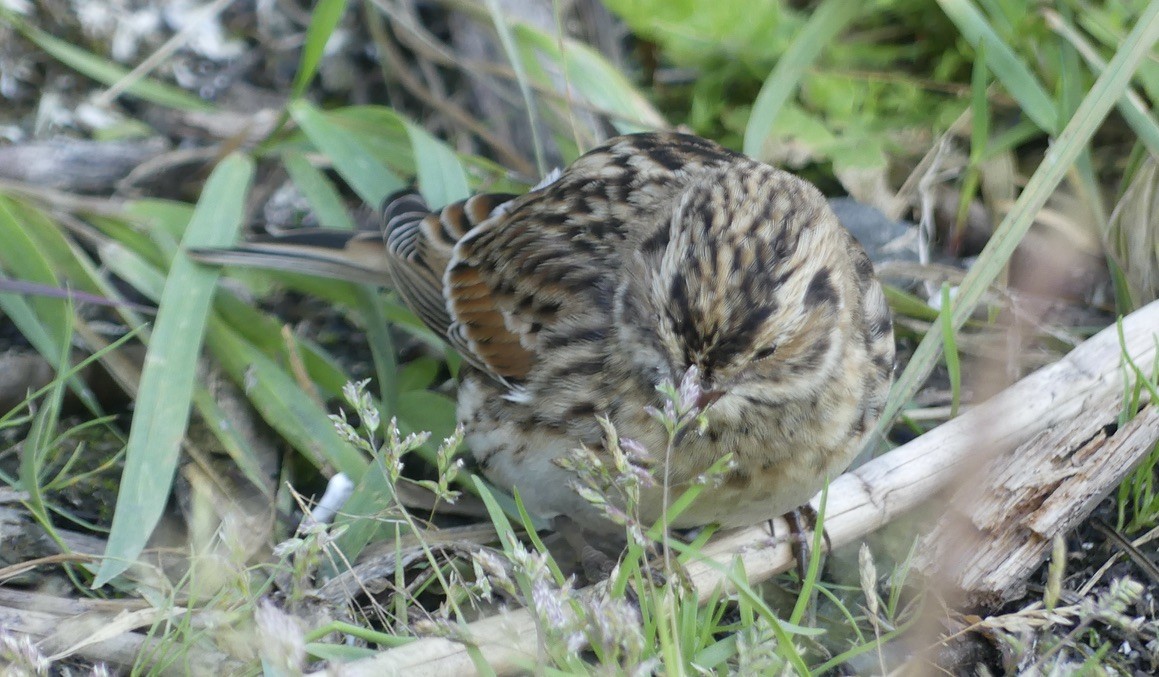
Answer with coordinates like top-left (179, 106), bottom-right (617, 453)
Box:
top-left (191, 131), bottom-right (895, 538)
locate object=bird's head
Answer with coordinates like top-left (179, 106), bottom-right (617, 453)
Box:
top-left (615, 163), bottom-right (858, 420)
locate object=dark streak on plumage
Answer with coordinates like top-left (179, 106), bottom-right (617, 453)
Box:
top-left (562, 401), bottom-right (598, 421)
top-left (641, 226), bottom-right (670, 254)
top-left (804, 268), bottom-right (838, 307)
top-left (790, 335), bottom-right (831, 375)
top-left (872, 315), bottom-right (892, 340)
top-left (549, 358), bottom-right (605, 377)
top-left (853, 250), bottom-right (875, 284)
top-left (541, 325), bottom-right (608, 350)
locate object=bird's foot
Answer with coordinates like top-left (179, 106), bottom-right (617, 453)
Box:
top-left (768, 504), bottom-right (831, 580)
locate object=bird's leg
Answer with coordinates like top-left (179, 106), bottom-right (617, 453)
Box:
top-left (768, 504), bottom-right (831, 581)
top-left (556, 516), bottom-right (619, 583)
top-left (767, 506), bottom-right (829, 625)
top-left (553, 516), bottom-right (685, 591)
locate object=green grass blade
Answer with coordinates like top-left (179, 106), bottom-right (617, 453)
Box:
top-left (189, 386), bottom-right (274, 500)
top-left (17, 311), bottom-right (71, 539)
top-left (473, 476), bottom-right (520, 556)
top-left (94, 154), bottom-right (254, 587)
top-left (291, 0), bottom-right (350, 98)
top-left (1054, 6), bottom-right (1108, 233)
top-left (205, 317), bottom-right (367, 477)
top-left (937, 0), bottom-right (1058, 133)
top-left (1046, 9), bottom-right (1159, 158)
top-left (484, 0), bottom-right (547, 173)
top-left (877, 1), bottom-right (1159, 433)
top-left (404, 122), bottom-right (471, 209)
top-left (940, 284), bottom-right (962, 417)
top-left (743, 0), bottom-right (859, 158)
top-left (282, 149), bottom-right (356, 230)
top-left (0, 10), bottom-right (211, 111)
top-left (788, 485), bottom-right (828, 626)
top-left (290, 100), bottom-right (405, 207)
top-left (969, 40), bottom-right (990, 162)
top-left (355, 286), bottom-right (399, 421)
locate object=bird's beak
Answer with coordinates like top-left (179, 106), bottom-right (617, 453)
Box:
top-left (695, 388), bottom-right (725, 411)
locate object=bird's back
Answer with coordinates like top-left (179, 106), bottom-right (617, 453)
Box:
top-left (387, 132), bottom-right (748, 389)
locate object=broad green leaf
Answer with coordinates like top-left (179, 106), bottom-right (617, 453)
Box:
top-left (404, 123), bottom-right (471, 209)
top-left (0, 279), bottom-right (64, 394)
top-left (514, 24), bottom-right (668, 136)
top-left (602, 0), bottom-right (794, 65)
top-left (283, 149), bottom-right (356, 230)
top-left (0, 199), bottom-right (108, 413)
top-left (396, 390), bottom-right (457, 443)
top-left (210, 292), bottom-right (352, 401)
top-left (397, 357), bottom-right (441, 392)
top-left (204, 317), bottom-right (367, 477)
top-left (282, 106), bottom-right (519, 192)
top-left (290, 101), bottom-right (405, 207)
top-left (0, 197), bottom-right (74, 364)
top-left (99, 242), bottom-right (167, 303)
top-left (95, 154), bottom-right (254, 587)
top-left (10, 201), bottom-right (153, 335)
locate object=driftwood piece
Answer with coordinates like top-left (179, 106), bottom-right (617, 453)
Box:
top-left (916, 387), bottom-right (1159, 608)
top-left (0, 586), bottom-right (236, 672)
top-left (311, 300), bottom-right (1159, 676)
top-left (0, 139), bottom-right (168, 194)
top-left (0, 588), bottom-right (235, 672)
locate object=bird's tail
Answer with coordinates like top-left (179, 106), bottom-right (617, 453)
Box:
top-left (186, 189), bottom-right (433, 285)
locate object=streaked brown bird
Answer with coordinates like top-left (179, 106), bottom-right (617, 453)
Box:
top-left (192, 132), bottom-right (894, 536)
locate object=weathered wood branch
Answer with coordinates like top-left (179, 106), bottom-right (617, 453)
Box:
top-left (0, 588), bottom-right (234, 672)
top-left (915, 381), bottom-right (1158, 608)
top-left (0, 139), bottom-right (167, 194)
top-left (311, 299), bottom-right (1159, 676)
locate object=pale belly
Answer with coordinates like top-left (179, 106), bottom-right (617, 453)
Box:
top-left (461, 376), bottom-right (860, 533)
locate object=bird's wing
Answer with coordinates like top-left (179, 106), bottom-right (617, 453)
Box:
top-left (379, 190), bottom-right (531, 381)
top-left (186, 188), bottom-right (523, 379)
top-left (444, 132), bottom-right (743, 383)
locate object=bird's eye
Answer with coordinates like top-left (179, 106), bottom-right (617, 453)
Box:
top-left (754, 345), bottom-right (778, 360)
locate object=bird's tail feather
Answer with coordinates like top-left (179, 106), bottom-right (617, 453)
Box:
top-left (186, 190), bottom-right (435, 285)
top-left (187, 230), bottom-right (392, 285)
